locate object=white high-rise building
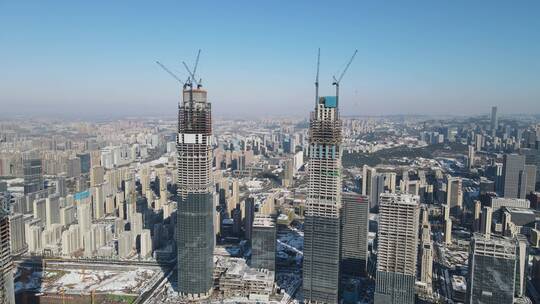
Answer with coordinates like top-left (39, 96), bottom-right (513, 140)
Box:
top-left (481, 206), bottom-right (493, 238)
top-left (140, 229), bottom-right (152, 258)
top-left (60, 205), bottom-right (76, 226)
top-left (45, 196), bottom-right (61, 229)
top-left (9, 213), bottom-right (26, 255)
top-left (77, 198), bottom-right (92, 247)
top-left (33, 198), bottom-right (46, 225)
top-left (118, 231), bottom-right (133, 258)
top-left (93, 185), bottom-right (105, 219)
top-left (61, 224), bottom-right (81, 256)
top-left (375, 193), bottom-right (420, 304)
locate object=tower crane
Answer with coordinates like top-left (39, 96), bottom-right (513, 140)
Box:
top-left (155, 61), bottom-right (188, 89)
top-left (332, 49), bottom-right (358, 107)
top-left (182, 49), bottom-right (202, 88)
top-left (315, 48), bottom-right (320, 106)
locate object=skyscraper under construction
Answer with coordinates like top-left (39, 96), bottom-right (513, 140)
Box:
top-left (303, 50), bottom-right (356, 303)
top-left (176, 78), bottom-right (214, 298)
top-left (1, 203), bottom-right (15, 304)
top-left (303, 94), bottom-right (343, 303)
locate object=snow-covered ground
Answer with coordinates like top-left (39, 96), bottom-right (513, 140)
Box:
top-left (15, 266), bottom-right (158, 295)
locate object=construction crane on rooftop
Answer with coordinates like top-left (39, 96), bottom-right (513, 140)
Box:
top-left (182, 49), bottom-right (202, 88)
top-left (332, 49), bottom-right (358, 107)
top-left (156, 61), bottom-right (187, 88)
top-left (315, 48), bottom-right (320, 106)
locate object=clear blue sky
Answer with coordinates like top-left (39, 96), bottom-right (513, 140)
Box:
top-left (1, 1), bottom-right (539, 118)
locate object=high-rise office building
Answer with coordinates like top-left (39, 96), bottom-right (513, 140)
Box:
top-left (468, 145), bottom-right (476, 169)
top-left (502, 154), bottom-right (535, 198)
top-left (176, 85), bottom-right (215, 298)
top-left (362, 165), bottom-right (385, 209)
top-left (23, 153), bottom-right (43, 194)
top-left (524, 164), bottom-right (537, 194)
top-left (374, 193), bottom-right (420, 304)
top-left (251, 214), bottom-right (276, 271)
top-left (244, 197), bottom-right (255, 241)
top-left (466, 234), bottom-right (517, 304)
top-left (1, 206), bottom-right (15, 304)
top-left (56, 174), bottom-right (67, 197)
top-left (473, 200), bottom-right (481, 232)
top-left (362, 165), bottom-right (374, 196)
top-left (491, 106), bottom-right (498, 136)
top-left (303, 95), bottom-right (343, 304)
top-left (340, 192), bottom-right (368, 276)
top-left (370, 174), bottom-right (385, 210)
top-left (446, 176), bottom-right (463, 212)
top-left (486, 161), bottom-right (504, 194)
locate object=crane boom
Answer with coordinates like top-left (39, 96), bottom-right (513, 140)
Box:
top-left (334, 49), bottom-right (358, 84)
top-left (156, 61), bottom-right (185, 85)
top-left (182, 61), bottom-right (197, 86)
top-left (182, 49), bottom-right (202, 87)
top-left (332, 49), bottom-right (358, 109)
top-left (192, 49), bottom-right (201, 81)
top-left (315, 48), bottom-right (320, 106)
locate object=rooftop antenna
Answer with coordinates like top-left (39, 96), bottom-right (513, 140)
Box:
top-left (315, 48), bottom-right (320, 107)
top-left (156, 61), bottom-right (187, 89)
top-left (332, 49), bottom-right (358, 108)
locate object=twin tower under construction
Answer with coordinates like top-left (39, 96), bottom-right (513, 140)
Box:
top-left (157, 52), bottom-right (215, 299)
top-left (176, 86), bottom-right (214, 299)
top-left (162, 50), bottom-right (359, 302)
top-left (303, 50), bottom-right (361, 304)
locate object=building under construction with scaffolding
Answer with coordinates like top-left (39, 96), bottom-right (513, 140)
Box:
top-left (303, 95), bottom-right (343, 304)
top-left (1, 203), bottom-right (15, 304)
top-left (303, 50), bottom-right (356, 304)
top-left (176, 86), bottom-right (215, 299)
top-left (159, 51), bottom-right (215, 299)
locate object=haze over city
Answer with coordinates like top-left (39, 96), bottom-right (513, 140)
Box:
top-left (1, 1), bottom-right (539, 118)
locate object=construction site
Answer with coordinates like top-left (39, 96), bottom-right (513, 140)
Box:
top-left (14, 258), bottom-right (165, 304)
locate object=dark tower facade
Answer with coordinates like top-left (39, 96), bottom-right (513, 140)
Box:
top-left (176, 87), bottom-right (214, 299)
top-left (341, 192), bottom-right (369, 276)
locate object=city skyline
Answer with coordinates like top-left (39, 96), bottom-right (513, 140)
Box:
top-left (2, 2), bottom-right (540, 304)
top-left (1, 1), bottom-right (540, 118)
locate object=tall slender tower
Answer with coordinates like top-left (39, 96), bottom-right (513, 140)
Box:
top-left (490, 106), bottom-right (498, 136)
top-left (303, 50), bottom-right (355, 304)
top-left (176, 82), bottom-right (214, 297)
top-left (303, 93), bottom-right (343, 303)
